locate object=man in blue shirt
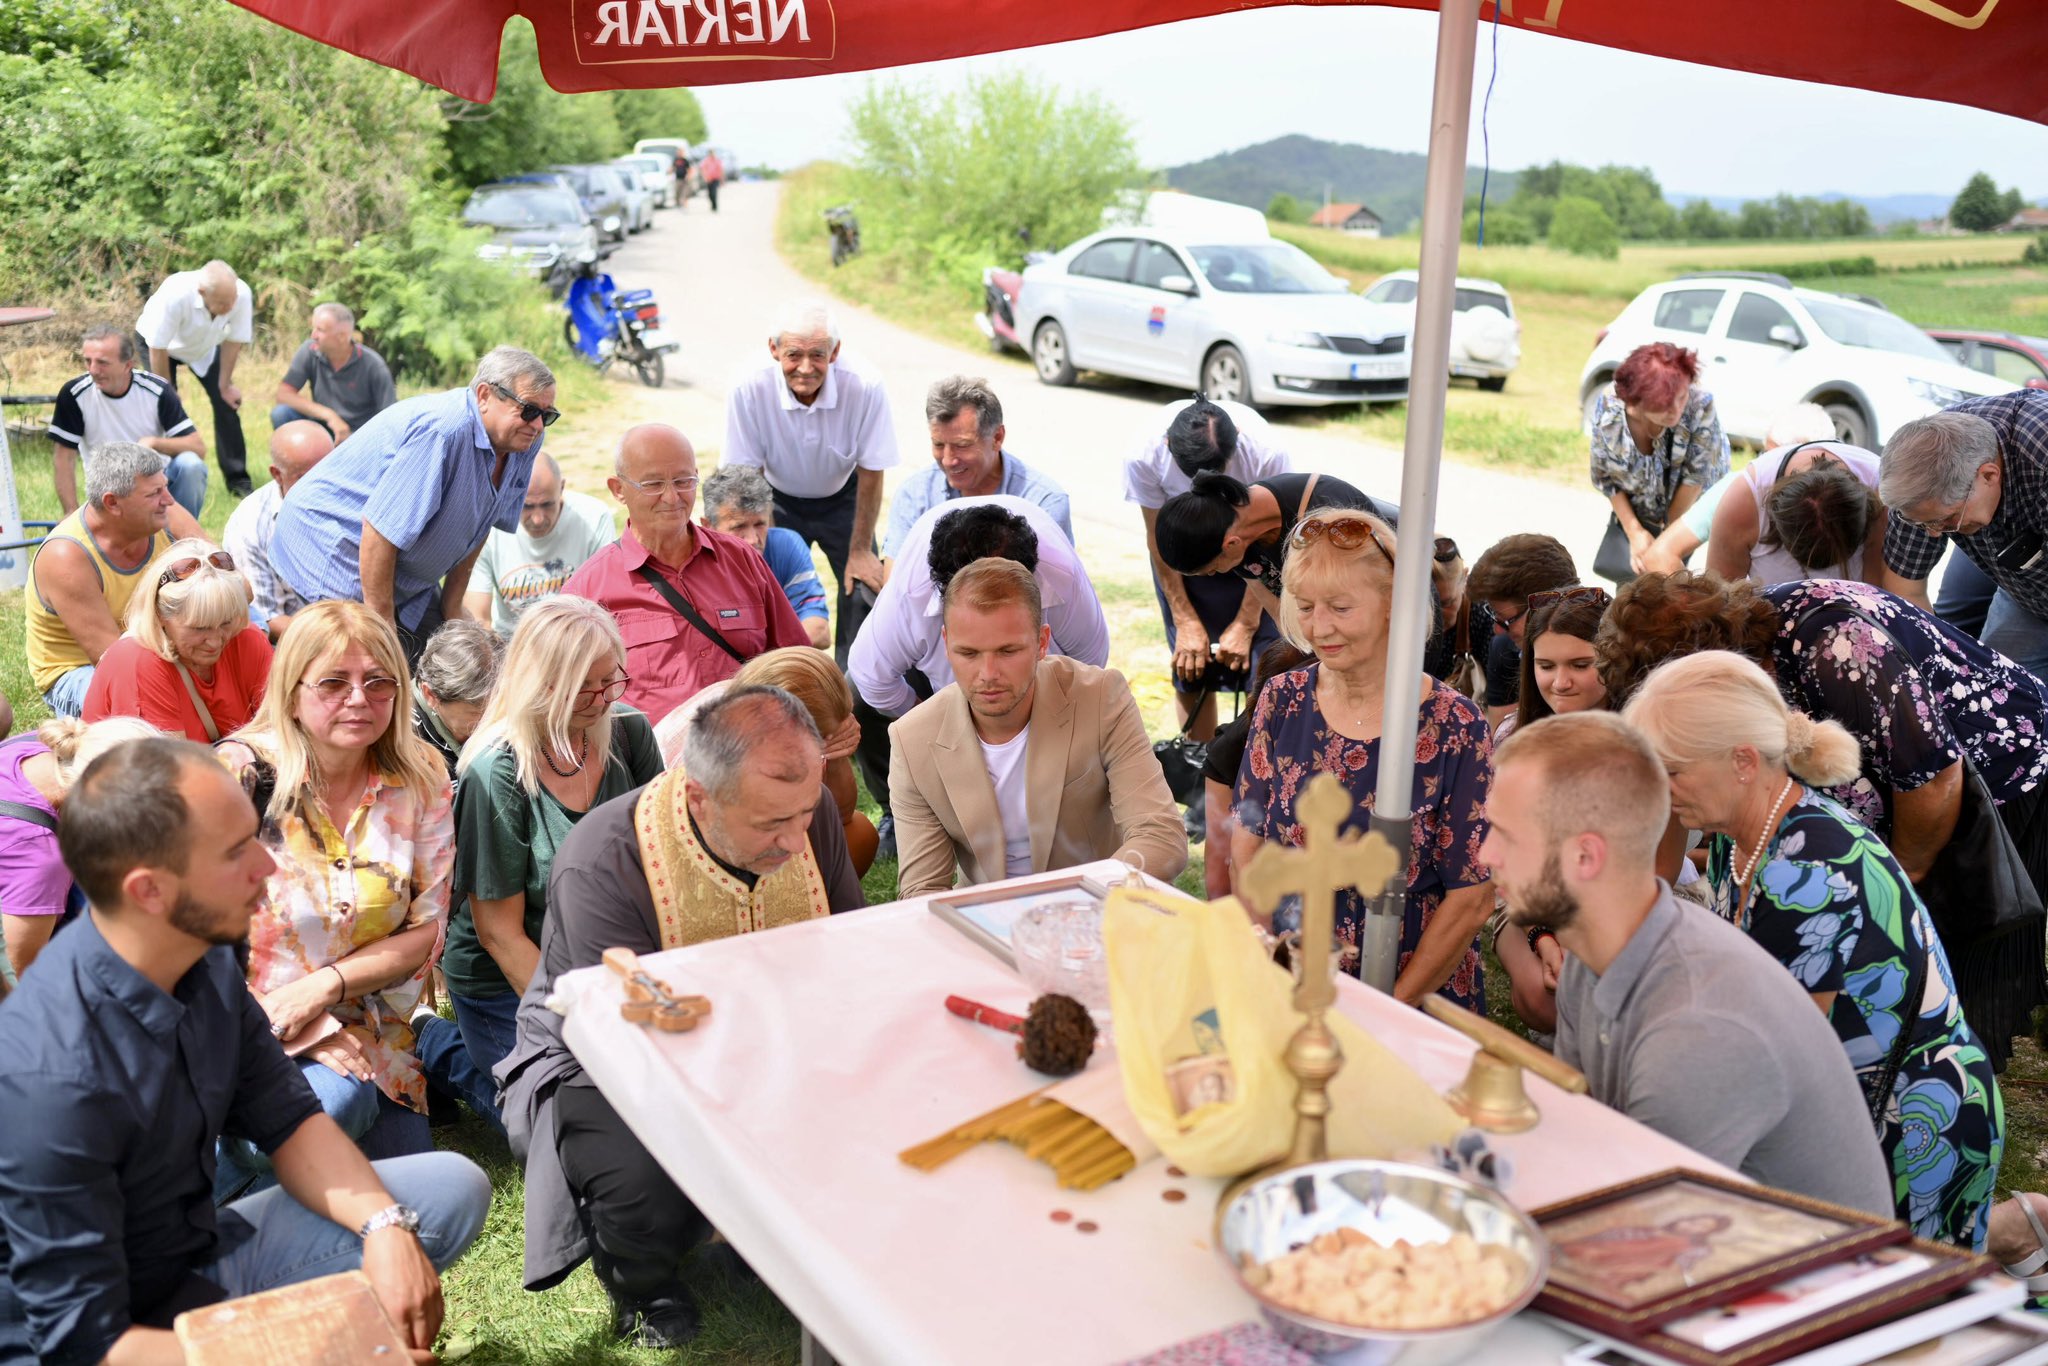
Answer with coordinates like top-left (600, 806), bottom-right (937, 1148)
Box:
top-left (0, 738), bottom-right (490, 1365)
top-left (882, 376), bottom-right (1072, 563)
top-left (271, 345), bottom-right (557, 660)
top-left (700, 463), bottom-right (832, 650)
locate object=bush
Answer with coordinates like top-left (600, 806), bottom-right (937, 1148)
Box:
top-left (1548, 196), bottom-right (1619, 259)
top-left (1772, 256), bottom-right (1880, 282)
top-left (1266, 192), bottom-right (1308, 225)
top-left (1462, 207), bottom-right (1534, 246)
top-left (2025, 234), bottom-right (2048, 266)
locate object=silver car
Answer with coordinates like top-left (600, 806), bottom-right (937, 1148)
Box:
top-left (614, 154), bottom-right (674, 210)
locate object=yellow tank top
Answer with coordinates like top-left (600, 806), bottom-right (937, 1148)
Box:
top-left (25, 510), bottom-right (172, 693)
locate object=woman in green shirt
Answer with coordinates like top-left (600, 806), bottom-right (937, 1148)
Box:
top-left (447, 597), bottom-right (664, 1108)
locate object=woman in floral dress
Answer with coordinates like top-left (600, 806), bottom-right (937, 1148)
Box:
top-left (214, 600), bottom-right (455, 1199)
top-left (1627, 652), bottom-right (2003, 1249)
top-left (1233, 509), bottom-right (1494, 1010)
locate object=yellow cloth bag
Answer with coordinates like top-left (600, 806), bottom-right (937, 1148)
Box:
top-left (1104, 885), bottom-right (1462, 1177)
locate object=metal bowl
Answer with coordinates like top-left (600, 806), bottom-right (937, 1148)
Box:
top-left (1216, 1159), bottom-right (1549, 1366)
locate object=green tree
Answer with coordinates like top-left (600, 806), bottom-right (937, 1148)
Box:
top-left (1266, 191), bottom-right (1307, 224)
top-left (1548, 196), bottom-right (1618, 258)
top-left (442, 21), bottom-right (627, 187)
top-left (1461, 206), bottom-right (1533, 245)
top-left (846, 71), bottom-right (1142, 289)
top-left (611, 87), bottom-right (707, 148)
top-left (2001, 186), bottom-right (2028, 224)
top-left (1950, 172), bottom-right (2008, 232)
top-left (1736, 200), bottom-right (1778, 239)
top-left (1679, 199), bottom-right (1732, 240)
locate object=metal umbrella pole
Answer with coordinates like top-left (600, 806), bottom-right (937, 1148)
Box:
top-left (1361, 0), bottom-right (1482, 993)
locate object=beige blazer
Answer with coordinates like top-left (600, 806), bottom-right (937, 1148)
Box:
top-left (889, 656), bottom-right (1188, 898)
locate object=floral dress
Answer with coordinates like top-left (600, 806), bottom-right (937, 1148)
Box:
top-left (218, 739), bottom-right (456, 1115)
top-left (1235, 666), bottom-right (1494, 1010)
top-left (1766, 580), bottom-right (2048, 838)
top-left (1706, 790), bottom-right (2003, 1249)
top-left (1587, 383), bottom-right (1730, 530)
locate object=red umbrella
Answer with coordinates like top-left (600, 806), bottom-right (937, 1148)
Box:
top-left (235, 0), bottom-right (2044, 122)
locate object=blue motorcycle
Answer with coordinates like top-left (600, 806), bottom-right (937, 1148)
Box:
top-left (563, 254), bottom-right (677, 387)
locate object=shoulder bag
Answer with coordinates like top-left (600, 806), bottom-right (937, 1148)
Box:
top-left (174, 662), bottom-right (221, 743)
top-left (1152, 691), bottom-right (1212, 805)
top-left (635, 564), bottom-right (744, 663)
top-left (0, 799), bottom-right (56, 831)
top-left (1592, 428), bottom-right (1677, 585)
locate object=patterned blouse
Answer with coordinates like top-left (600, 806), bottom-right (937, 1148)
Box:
top-left (1587, 383), bottom-right (1730, 528)
top-left (1766, 580), bottom-right (2048, 836)
top-left (217, 739), bottom-right (456, 1115)
top-left (1235, 666), bottom-right (1494, 1010)
top-left (1705, 790), bottom-right (2002, 1248)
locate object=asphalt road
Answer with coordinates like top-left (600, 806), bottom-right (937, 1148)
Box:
top-left (597, 179), bottom-right (1617, 586)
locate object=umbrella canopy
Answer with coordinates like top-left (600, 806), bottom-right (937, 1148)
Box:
top-left (237, 0), bottom-right (2045, 123)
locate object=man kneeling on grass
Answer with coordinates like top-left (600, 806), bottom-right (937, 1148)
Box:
top-left (0, 737), bottom-right (490, 1365)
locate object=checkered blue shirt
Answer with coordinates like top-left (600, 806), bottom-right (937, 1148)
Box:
top-left (1883, 390), bottom-right (2048, 619)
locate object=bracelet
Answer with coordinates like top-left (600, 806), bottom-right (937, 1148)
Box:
top-left (1526, 926), bottom-right (1557, 955)
top-left (327, 963), bottom-right (347, 1005)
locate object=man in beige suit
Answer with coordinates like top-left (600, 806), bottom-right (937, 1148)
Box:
top-left (890, 557), bottom-right (1187, 897)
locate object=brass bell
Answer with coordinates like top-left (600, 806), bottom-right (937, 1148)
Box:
top-left (1422, 997), bottom-right (1587, 1135)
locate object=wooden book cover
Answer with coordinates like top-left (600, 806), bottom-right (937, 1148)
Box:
top-left (175, 1270), bottom-right (411, 1364)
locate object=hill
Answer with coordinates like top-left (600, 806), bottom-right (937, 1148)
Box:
top-left (1165, 134), bottom-right (1516, 232)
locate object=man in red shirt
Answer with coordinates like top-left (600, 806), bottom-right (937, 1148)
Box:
top-left (564, 424), bottom-right (808, 722)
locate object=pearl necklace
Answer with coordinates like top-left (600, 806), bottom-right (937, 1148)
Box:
top-left (1731, 777), bottom-right (1797, 896)
top-left (543, 731), bottom-right (590, 778)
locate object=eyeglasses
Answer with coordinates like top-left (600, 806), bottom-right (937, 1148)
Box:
top-left (299, 675), bottom-right (401, 704)
top-left (618, 474), bottom-right (699, 499)
top-left (158, 550), bottom-right (235, 589)
top-left (1903, 504), bottom-right (1968, 537)
top-left (573, 673), bottom-right (631, 708)
top-left (1527, 585), bottom-right (1612, 615)
top-left (1289, 515), bottom-right (1392, 566)
top-left (489, 382), bottom-right (562, 428)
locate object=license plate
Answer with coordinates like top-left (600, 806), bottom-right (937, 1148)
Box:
top-left (1350, 360), bottom-right (1402, 380)
top-left (638, 327), bottom-right (676, 352)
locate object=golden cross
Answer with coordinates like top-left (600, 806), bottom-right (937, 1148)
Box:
top-left (1238, 773), bottom-right (1399, 1013)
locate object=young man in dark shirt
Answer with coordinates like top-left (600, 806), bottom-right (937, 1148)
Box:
top-left (0, 738), bottom-right (490, 1365)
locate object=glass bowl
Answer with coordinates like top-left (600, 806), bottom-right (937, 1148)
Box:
top-left (1009, 899), bottom-right (1110, 1018)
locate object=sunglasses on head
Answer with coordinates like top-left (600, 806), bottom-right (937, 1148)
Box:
top-left (1433, 536), bottom-right (1461, 565)
top-left (1290, 514), bottom-right (1392, 565)
top-left (490, 382), bottom-right (562, 428)
top-left (158, 550), bottom-right (235, 590)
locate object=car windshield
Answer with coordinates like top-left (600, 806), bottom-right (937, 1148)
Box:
top-left (1189, 242), bottom-right (1348, 295)
top-left (465, 189), bottom-right (580, 229)
top-left (618, 157), bottom-right (660, 174)
top-left (1802, 298), bottom-right (1952, 364)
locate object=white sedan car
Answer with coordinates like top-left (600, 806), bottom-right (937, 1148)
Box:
top-left (1014, 227), bottom-right (1412, 407)
top-left (1362, 270), bottom-right (1520, 391)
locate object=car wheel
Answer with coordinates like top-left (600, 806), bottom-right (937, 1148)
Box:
top-left (1203, 345), bottom-right (1250, 405)
top-left (1581, 379), bottom-right (1614, 432)
top-left (1821, 401), bottom-right (1872, 448)
top-left (1477, 374), bottom-right (1508, 393)
top-left (1034, 321), bottom-right (1077, 386)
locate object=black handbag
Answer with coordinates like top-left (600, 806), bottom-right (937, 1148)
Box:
top-left (1916, 756), bottom-right (2046, 949)
top-left (1152, 694), bottom-right (1210, 805)
top-left (1592, 428), bottom-right (1677, 585)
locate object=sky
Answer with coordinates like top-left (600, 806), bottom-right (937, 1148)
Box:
top-left (692, 7), bottom-right (2048, 203)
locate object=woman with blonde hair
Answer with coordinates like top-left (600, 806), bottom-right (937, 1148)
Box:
top-left (82, 537), bottom-right (271, 741)
top-left (446, 597), bottom-right (661, 1096)
top-left (1624, 650), bottom-right (2002, 1249)
top-left (215, 600), bottom-right (453, 1196)
top-left (1233, 508), bottom-right (1495, 1008)
top-left (0, 715), bottom-right (160, 992)
top-left (729, 646), bottom-right (876, 875)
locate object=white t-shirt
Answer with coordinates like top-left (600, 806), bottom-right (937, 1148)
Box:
top-left (721, 356), bottom-right (901, 499)
top-left (135, 272), bottom-right (254, 376)
top-left (1122, 398), bottom-right (1292, 509)
top-left (468, 489), bottom-right (619, 634)
top-left (980, 725), bottom-right (1034, 878)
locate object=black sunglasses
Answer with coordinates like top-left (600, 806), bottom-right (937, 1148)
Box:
top-left (490, 382), bottom-right (562, 428)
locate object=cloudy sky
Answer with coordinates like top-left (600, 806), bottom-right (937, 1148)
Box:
top-left (693, 7), bottom-right (2048, 202)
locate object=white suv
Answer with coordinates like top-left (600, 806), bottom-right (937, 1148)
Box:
top-left (1579, 273), bottom-right (2014, 447)
top-left (1362, 271), bottom-right (1520, 391)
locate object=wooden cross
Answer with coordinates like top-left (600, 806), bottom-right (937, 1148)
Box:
top-left (1234, 773), bottom-right (1399, 1169)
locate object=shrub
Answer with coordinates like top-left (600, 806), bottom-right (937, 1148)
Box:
top-left (2025, 234), bottom-right (2048, 267)
top-left (1462, 207), bottom-right (1534, 246)
top-left (1267, 192), bottom-right (1308, 225)
top-left (443, 22), bottom-right (627, 187)
top-left (1548, 197), bottom-right (1619, 259)
top-left (1773, 257), bottom-right (1880, 282)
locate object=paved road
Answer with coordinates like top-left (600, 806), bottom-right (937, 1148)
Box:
top-left (601, 180), bottom-right (1617, 586)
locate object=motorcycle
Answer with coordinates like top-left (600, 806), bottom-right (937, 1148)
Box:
top-left (824, 204), bottom-right (862, 267)
top-left (563, 253), bottom-right (678, 388)
top-left (974, 231), bottom-right (1052, 354)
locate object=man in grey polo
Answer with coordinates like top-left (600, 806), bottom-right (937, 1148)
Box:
top-left (270, 302), bottom-right (398, 445)
top-left (1482, 712), bottom-right (1892, 1216)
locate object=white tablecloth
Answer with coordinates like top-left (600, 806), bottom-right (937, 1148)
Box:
top-left (557, 861), bottom-right (1734, 1366)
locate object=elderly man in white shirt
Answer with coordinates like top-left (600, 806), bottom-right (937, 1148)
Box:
top-left (848, 495), bottom-right (1108, 842)
top-left (136, 260), bottom-right (256, 496)
top-left (723, 300), bottom-right (899, 664)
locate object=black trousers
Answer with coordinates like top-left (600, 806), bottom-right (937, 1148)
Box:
top-left (853, 668), bottom-right (932, 819)
top-left (772, 477), bottom-right (873, 668)
top-left (705, 179), bottom-right (721, 211)
top-left (555, 1081), bottom-right (710, 1302)
top-left (396, 595), bottom-right (445, 671)
top-left (142, 334), bottom-right (250, 485)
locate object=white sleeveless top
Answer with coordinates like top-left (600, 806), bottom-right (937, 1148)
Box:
top-left (1745, 440), bottom-right (1880, 585)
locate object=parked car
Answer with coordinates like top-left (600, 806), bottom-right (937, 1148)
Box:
top-left (1579, 272), bottom-right (2016, 448)
top-left (551, 163), bottom-right (641, 240)
top-left (1013, 204), bottom-right (1411, 408)
top-left (1361, 270), bottom-right (1520, 391)
top-left (1927, 327), bottom-right (2048, 390)
top-left (614, 153), bottom-right (675, 210)
top-left (461, 181), bottom-right (602, 293)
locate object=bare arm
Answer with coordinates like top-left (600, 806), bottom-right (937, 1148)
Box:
top-left (275, 380), bottom-right (347, 441)
top-left (802, 615), bottom-right (832, 650)
top-left (216, 340), bottom-right (244, 388)
top-left (51, 443), bottom-right (80, 515)
top-left (1877, 560), bottom-right (1932, 612)
top-left (103, 1327), bottom-right (186, 1365)
top-left (844, 467), bottom-right (887, 591)
top-left (1144, 506), bottom-right (1209, 685)
top-left (1655, 813), bottom-right (1690, 884)
top-left (140, 431), bottom-right (206, 460)
top-left (1495, 920), bottom-right (1559, 1035)
top-left (36, 541), bottom-right (122, 663)
top-left (1856, 508), bottom-right (1892, 588)
top-left (442, 542), bottom-right (485, 623)
top-left (470, 894), bottom-right (540, 997)
top-left (1, 915), bottom-right (57, 982)
top-left (461, 590), bottom-right (494, 626)
top-left (1890, 761), bottom-right (1964, 882)
top-left (165, 504), bottom-right (204, 541)
top-left (360, 522), bottom-right (401, 622)
top-left (148, 346), bottom-right (171, 380)
top-left (1704, 477), bottom-right (1760, 582)
top-left (1641, 523), bottom-right (1704, 576)
top-left (1666, 480), bottom-right (1704, 526)
top-left (256, 918), bottom-right (442, 1040)
top-left (1392, 882), bottom-right (1493, 1007)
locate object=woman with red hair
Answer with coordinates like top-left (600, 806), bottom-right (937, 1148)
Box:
top-left (1588, 342), bottom-right (1730, 584)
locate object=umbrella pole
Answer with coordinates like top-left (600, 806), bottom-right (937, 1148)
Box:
top-left (1363, 0), bottom-right (1482, 993)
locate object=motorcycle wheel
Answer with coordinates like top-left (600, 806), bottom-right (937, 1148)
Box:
top-left (635, 352), bottom-right (665, 388)
top-left (831, 235), bottom-right (848, 268)
top-left (562, 316), bottom-right (578, 352)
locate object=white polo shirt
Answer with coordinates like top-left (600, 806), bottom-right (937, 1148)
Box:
top-left (135, 271), bottom-right (254, 377)
top-left (722, 355), bottom-right (900, 500)
top-left (846, 494), bottom-right (1109, 718)
top-left (1121, 398), bottom-right (1292, 509)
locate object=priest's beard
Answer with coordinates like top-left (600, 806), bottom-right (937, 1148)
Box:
top-left (1503, 848), bottom-right (1580, 933)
